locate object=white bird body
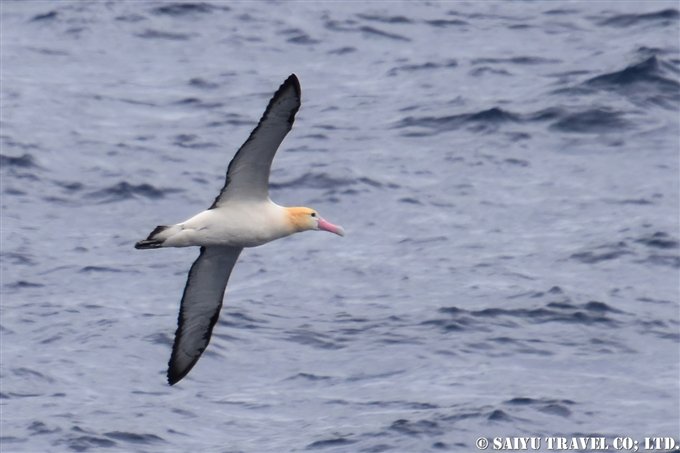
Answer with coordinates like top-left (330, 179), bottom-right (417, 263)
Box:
top-left (135, 74), bottom-right (344, 385)
top-left (158, 200), bottom-right (292, 248)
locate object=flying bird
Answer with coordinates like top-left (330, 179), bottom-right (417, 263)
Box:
top-left (135, 74), bottom-right (344, 385)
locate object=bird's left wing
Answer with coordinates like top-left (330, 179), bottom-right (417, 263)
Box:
top-left (167, 246), bottom-right (242, 385)
top-left (209, 74), bottom-right (301, 208)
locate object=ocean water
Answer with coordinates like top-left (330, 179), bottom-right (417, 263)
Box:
top-left (1, 1), bottom-right (679, 452)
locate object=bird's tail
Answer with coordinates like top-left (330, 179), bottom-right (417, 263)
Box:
top-left (135, 225), bottom-right (170, 249)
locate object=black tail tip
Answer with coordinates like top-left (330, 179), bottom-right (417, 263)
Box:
top-left (135, 225), bottom-right (169, 249)
top-left (135, 240), bottom-right (162, 249)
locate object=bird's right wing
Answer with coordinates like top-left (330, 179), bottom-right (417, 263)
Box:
top-left (167, 246), bottom-right (242, 385)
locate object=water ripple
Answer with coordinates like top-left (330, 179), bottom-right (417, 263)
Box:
top-left (85, 181), bottom-right (182, 202)
top-left (151, 3), bottom-right (229, 16)
top-left (0, 153), bottom-right (38, 168)
top-left (597, 8), bottom-right (679, 27)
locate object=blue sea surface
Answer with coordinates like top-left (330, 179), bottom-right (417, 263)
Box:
top-left (1, 1), bottom-right (679, 452)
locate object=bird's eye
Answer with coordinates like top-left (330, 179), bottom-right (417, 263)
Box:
top-left (311, 212), bottom-right (317, 218)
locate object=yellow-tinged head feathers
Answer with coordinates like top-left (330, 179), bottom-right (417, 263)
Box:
top-left (286, 207), bottom-right (320, 232)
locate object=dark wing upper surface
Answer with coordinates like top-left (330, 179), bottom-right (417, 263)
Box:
top-left (209, 74), bottom-right (301, 208)
top-left (167, 246), bottom-right (243, 385)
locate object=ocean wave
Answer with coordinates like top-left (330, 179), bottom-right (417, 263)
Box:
top-left (173, 133), bottom-right (217, 149)
top-left (571, 232), bottom-right (679, 267)
top-left (172, 98), bottom-right (223, 109)
top-left (85, 181), bottom-right (181, 202)
top-left (570, 242), bottom-right (632, 263)
top-left (549, 108), bottom-right (629, 133)
top-left (597, 8), bottom-right (679, 28)
top-left (472, 56), bottom-right (560, 65)
top-left (187, 78), bottom-right (220, 90)
top-left (359, 25), bottom-right (410, 41)
top-left (216, 310), bottom-right (267, 330)
top-left (585, 56), bottom-right (679, 93)
top-left (641, 255), bottom-right (680, 268)
top-left (324, 19), bottom-right (411, 41)
top-left (103, 431), bottom-right (164, 445)
top-left (469, 67), bottom-right (511, 77)
top-left (356, 13), bottom-right (413, 24)
top-left (390, 418), bottom-right (443, 436)
top-left (52, 426), bottom-right (165, 451)
top-left (0, 252), bottom-right (35, 266)
top-left (306, 437), bottom-right (356, 449)
top-left (0, 153), bottom-right (38, 168)
top-left (328, 46), bottom-right (356, 55)
top-left (5, 280), bottom-right (45, 289)
top-left (285, 328), bottom-right (343, 350)
top-left (269, 172), bottom-right (385, 191)
top-left (388, 60), bottom-right (457, 76)
top-left (286, 372), bottom-right (333, 382)
top-left (136, 29), bottom-right (193, 41)
top-left (78, 266), bottom-right (125, 273)
top-left (428, 298), bottom-right (625, 331)
top-left (396, 107), bottom-right (521, 135)
top-left (30, 11), bottom-right (58, 22)
top-left (634, 231), bottom-right (679, 250)
top-left (425, 18), bottom-right (468, 27)
top-left (506, 397), bottom-right (573, 417)
top-left (282, 29), bottom-right (321, 45)
top-left (151, 3), bottom-right (228, 17)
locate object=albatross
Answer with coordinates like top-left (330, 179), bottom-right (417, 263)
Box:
top-left (135, 74), bottom-right (344, 385)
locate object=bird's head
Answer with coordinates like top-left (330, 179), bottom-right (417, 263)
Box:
top-left (287, 207), bottom-right (345, 236)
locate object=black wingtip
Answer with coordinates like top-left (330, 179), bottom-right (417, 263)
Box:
top-left (284, 73), bottom-right (301, 95)
top-left (167, 353), bottom-right (190, 386)
top-left (167, 338), bottom-right (192, 385)
top-left (167, 367), bottom-right (181, 386)
top-left (167, 349), bottom-right (201, 386)
top-left (277, 74), bottom-right (301, 126)
top-left (275, 73), bottom-right (300, 104)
